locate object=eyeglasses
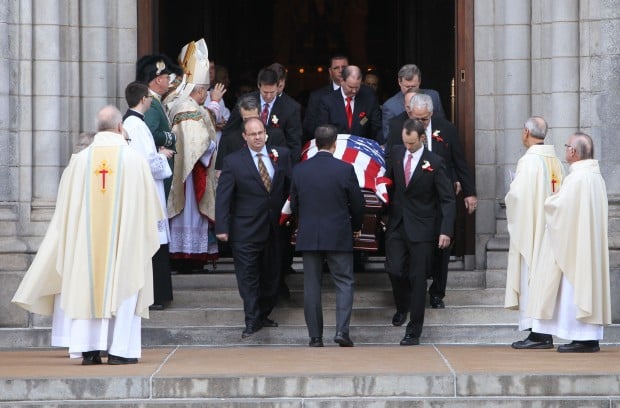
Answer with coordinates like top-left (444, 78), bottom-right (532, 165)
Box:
top-left (143, 95), bottom-right (153, 99)
top-left (564, 144), bottom-right (574, 150)
top-left (412, 116), bottom-right (431, 123)
top-left (125, 138), bottom-right (132, 144)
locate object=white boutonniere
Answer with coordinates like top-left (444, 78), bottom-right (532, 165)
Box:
top-left (269, 148), bottom-right (279, 163)
top-left (421, 160), bottom-right (434, 172)
top-left (271, 115), bottom-right (279, 126)
top-left (432, 130), bottom-right (444, 143)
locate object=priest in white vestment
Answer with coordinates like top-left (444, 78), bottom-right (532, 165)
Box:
top-left (504, 116), bottom-right (565, 349)
top-left (166, 39), bottom-right (220, 272)
top-left (529, 132), bottom-right (611, 353)
top-left (12, 106), bottom-right (163, 365)
top-left (124, 81), bottom-right (175, 310)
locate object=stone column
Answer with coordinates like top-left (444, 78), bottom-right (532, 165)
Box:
top-left (0, 0), bottom-right (137, 328)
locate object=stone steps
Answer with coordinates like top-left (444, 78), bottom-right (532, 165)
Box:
top-left (1, 346), bottom-right (619, 406)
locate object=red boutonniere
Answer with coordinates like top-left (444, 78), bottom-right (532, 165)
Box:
top-left (271, 115), bottom-right (280, 128)
top-left (269, 148), bottom-right (279, 163)
top-left (421, 160), bottom-right (434, 172)
top-left (359, 112), bottom-right (366, 119)
top-left (432, 130), bottom-right (444, 143)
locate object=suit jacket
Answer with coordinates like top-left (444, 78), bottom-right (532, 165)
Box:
top-left (290, 151), bottom-right (364, 252)
top-left (385, 114), bottom-right (476, 197)
top-left (225, 91), bottom-right (302, 163)
top-left (317, 85), bottom-right (381, 141)
top-left (215, 126), bottom-right (287, 170)
top-left (303, 84), bottom-right (333, 142)
top-left (215, 146), bottom-right (292, 243)
top-left (386, 146), bottom-right (455, 241)
top-left (382, 89), bottom-right (446, 142)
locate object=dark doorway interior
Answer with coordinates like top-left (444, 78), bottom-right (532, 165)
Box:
top-left (158, 0), bottom-right (455, 115)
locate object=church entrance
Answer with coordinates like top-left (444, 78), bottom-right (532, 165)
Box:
top-left (137, 0), bottom-right (475, 261)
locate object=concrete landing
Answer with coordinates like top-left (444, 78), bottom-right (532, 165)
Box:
top-left (1, 345), bottom-right (619, 405)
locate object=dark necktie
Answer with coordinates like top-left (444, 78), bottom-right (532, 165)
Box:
top-left (404, 153), bottom-right (413, 187)
top-left (256, 153), bottom-right (271, 191)
top-left (261, 103), bottom-right (269, 125)
top-left (345, 96), bottom-right (353, 129)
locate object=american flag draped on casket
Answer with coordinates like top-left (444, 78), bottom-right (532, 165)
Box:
top-left (281, 134), bottom-right (392, 251)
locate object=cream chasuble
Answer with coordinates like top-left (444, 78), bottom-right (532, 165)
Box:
top-left (504, 144), bottom-right (564, 310)
top-left (528, 159), bottom-right (611, 326)
top-left (13, 132), bottom-right (163, 320)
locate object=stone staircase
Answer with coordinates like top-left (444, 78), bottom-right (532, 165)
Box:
top-left (2, 256), bottom-right (620, 406)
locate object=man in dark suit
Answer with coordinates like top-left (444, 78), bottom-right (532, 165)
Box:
top-left (302, 54), bottom-right (348, 142)
top-left (385, 93), bottom-right (477, 312)
top-left (317, 65), bottom-right (381, 142)
top-left (382, 64), bottom-right (446, 143)
top-left (290, 125), bottom-right (365, 348)
top-left (224, 68), bottom-right (302, 163)
top-left (216, 94), bottom-right (286, 172)
top-left (215, 117), bottom-right (292, 338)
top-left (385, 119), bottom-right (455, 345)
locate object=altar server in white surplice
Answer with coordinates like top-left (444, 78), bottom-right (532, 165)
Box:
top-left (504, 116), bottom-right (565, 350)
top-left (529, 132), bottom-right (611, 353)
top-left (12, 106), bottom-right (162, 365)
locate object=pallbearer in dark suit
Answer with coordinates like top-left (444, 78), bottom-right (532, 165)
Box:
top-left (290, 125), bottom-right (365, 348)
top-left (385, 119), bottom-right (455, 345)
top-left (317, 65), bottom-right (381, 141)
top-left (215, 117), bottom-right (292, 338)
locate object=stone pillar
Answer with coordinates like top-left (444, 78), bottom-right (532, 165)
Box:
top-left (0, 0), bottom-right (137, 328)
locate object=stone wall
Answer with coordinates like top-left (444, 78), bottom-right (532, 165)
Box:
top-left (0, 0), bottom-right (137, 327)
top-left (480, 0), bottom-right (620, 321)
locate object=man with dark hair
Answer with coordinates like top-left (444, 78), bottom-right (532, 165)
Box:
top-left (529, 132), bottom-right (611, 353)
top-left (290, 124), bottom-right (364, 347)
top-left (123, 81), bottom-right (175, 310)
top-left (384, 118), bottom-right (455, 345)
top-left (215, 117), bottom-right (292, 338)
top-left (225, 67), bottom-right (302, 163)
top-left (317, 65), bottom-right (381, 141)
top-left (303, 54), bottom-right (349, 142)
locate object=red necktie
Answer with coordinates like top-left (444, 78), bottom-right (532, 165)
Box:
top-left (345, 96), bottom-right (353, 129)
top-left (261, 103), bottom-right (269, 125)
top-left (404, 153), bottom-right (413, 186)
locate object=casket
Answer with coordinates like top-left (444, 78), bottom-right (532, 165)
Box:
top-left (288, 134), bottom-right (390, 252)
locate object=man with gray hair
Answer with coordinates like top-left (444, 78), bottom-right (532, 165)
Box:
top-left (505, 116), bottom-right (565, 349)
top-left (528, 132), bottom-right (611, 353)
top-left (382, 64), bottom-right (446, 142)
top-left (13, 105), bottom-right (163, 365)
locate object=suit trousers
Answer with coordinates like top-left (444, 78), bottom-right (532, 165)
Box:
top-left (385, 224), bottom-right (434, 338)
top-left (152, 244), bottom-right (173, 305)
top-left (231, 238), bottom-right (281, 329)
top-left (303, 251), bottom-right (354, 338)
top-left (429, 245), bottom-right (451, 299)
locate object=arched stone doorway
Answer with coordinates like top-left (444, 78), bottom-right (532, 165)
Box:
top-left (136, 0), bottom-right (476, 265)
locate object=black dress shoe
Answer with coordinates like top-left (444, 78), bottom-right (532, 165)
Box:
top-left (511, 338), bottom-right (554, 349)
top-left (309, 337), bottom-right (324, 347)
top-left (400, 333), bottom-right (420, 346)
top-left (430, 296), bottom-right (445, 309)
top-left (334, 332), bottom-right (354, 347)
top-left (392, 312), bottom-right (407, 326)
top-left (261, 317), bottom-right (279, 327)
top-left (107, 354), bottom-right (138, 365)
top-left (557, 340), bottom-right (600, 353)
top-left (149, 303), bottom-right (165, 311)
top-left (241, 323), bottom-right (263, 338)
top-left (81, 351), bottom-right (102, 365)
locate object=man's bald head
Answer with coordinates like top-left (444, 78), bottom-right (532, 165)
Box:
top-left (96, 105), bottom-right (123, 134)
